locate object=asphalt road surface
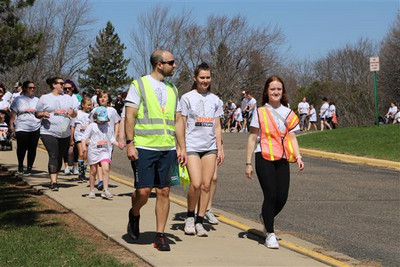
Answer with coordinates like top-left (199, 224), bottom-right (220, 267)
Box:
top-left (112, 133), bottom-right (400, 267)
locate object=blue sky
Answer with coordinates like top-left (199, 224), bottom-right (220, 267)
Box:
top-left (90, 0), bottom-right (399, 74)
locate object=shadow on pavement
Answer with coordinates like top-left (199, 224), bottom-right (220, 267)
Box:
top-left (122, 232), bottom-right (182, 246)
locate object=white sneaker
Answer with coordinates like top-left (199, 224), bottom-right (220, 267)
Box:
top-left (184, 217), bottom-right (196, 235)
top-left (88, 190), bottom-right (95, 199)
top-left (205, 210), bottom-right (219, 225)
top-left (195, 223), bottom-right (208, 237)
top-left (265, 233), bottom-right (279, 249)
top-left (101, 189), bottom-right (113, 199)
top-left (72, 166), bottom-right (79, 175)
top-left (64, 166), bottom-right (71, 175)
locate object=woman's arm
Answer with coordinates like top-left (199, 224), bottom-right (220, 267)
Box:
top-left (245, 127), bottom-right (258, 179)
top-left (215, 116), bottom-right (224, 166)
top-left (289, 132), bottom-right (304, 171)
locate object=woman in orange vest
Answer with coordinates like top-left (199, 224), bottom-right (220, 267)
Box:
top-left (245, 76), bottom-right (304, 249)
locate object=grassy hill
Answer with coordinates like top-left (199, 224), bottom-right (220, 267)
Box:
top-left (297, 124), bottom-right (400, 162)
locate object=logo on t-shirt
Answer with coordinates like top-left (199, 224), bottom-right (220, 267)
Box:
top-left (96, 140), bottom-right (107, 148)
top-left (54, 109), bottom-right (68, 117)
top-left (195, 117), bottom-right (213, 127)
top-left (80, 126), bottom-right (87, 132)
top-left (24, 108), bottom-right (36, 113)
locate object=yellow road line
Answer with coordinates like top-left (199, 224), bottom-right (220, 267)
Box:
top-left (36, 147), bottom-right (351, 266)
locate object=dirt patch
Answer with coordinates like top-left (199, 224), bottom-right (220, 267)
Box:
top-left (2, 172), bottom-right (151, 267)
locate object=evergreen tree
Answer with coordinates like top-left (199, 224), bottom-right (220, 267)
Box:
top-left (0, 0), bottom-right (42, 73)
top-left (78, 21), bottom-right (131, 95)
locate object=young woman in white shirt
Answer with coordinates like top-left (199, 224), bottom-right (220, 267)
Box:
top-left (181, 62), bottom-right (224, 237)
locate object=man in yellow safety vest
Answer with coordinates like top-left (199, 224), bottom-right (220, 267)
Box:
top-left (124, 49), bottom-right (187, 251)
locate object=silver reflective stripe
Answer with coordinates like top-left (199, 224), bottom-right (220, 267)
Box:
top-left (136, 118), bottom-right (175, 125)
top-left (137, 78), bottom-right (148, 118)
top-left (135, 129), bottom-right (175, 135)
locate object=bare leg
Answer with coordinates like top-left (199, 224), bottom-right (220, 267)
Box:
top-left (155, 187), bottom-right (170, 233)
top-left (131, 188), bottom-right (152, 216)
top-left (207, 163), bottom-right (218, 210)
top-left (89, 164), bottom-right (97, 191)
top-left (100, 162), bottom-right (110, 190)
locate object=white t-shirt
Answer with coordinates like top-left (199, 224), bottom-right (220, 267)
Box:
top-left (320, 103), bottom-right (329, 119)
top-left (89, 106), bottom-right (120, 135)
top-left (250, 104), bottom-right (300, 153)
top-left (0, 98), bottom-right (10, 110)
top-left (91, 95), bottom-right (99, 108)
top-left (234, 107), bottom-right (243, 121)
top-left (298, 102), bottom-right (310, 114)
top-left (328, 104), bottom-right (336, 117)
top-left (388, 106), bottom-right (398, 116)
top-left (241, 97), bottom-right (248, 110)
top-left (0, 122), bottom-right (8, 141)
top-left (394, 111), bottom-right (400, 122)
top-left (309, 108), bottom-right (317, 122)
top-left (180, 90), bottom-right (223, 152)
top-left (72, 110), bottom-right (92, 142)
top-left (226, 102), bottom-right (236, 111)
top-left (36, 93), bottom-right (77, 138)
top-left (2, 92), bottom-right (12, 103)
top-left (10, 95), bottom-right (41, 132)
top-left (10, 92), bottom-right (21, 104)
top-left (247, 97), bottom-right (257, 112)
top-left (82, 122), bottom-right (116, 165)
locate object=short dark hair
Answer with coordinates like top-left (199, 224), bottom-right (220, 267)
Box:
top-left (150, 50), bottom-right (165, 69)
top-left (22, 80), bottom-right (35, 95)
top-left (46, 77), bottom-right (63, 89)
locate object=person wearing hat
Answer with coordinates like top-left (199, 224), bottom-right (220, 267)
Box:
top-left (82, 106), bottom-right (119, 199)
top-left (10, 82), bottom-right (22, 104)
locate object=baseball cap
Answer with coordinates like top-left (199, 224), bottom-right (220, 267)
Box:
top-left (14, 82), bottom-right (21, 88)
top-left (96, 106), bottom-right (109, 122)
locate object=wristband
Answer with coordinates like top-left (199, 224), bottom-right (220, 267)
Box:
top-left (126, 139), bottom-right (134, 145)
top-left (245, 163), bottom-right (252, 166)
top-left (296, 155), bottom-right (303, 160)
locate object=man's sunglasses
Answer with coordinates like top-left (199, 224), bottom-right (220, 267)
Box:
top-left (160, 60), bottom-right (175, 66)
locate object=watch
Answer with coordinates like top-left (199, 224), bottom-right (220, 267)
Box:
top-left (126, 140), bottom-right (134, 145)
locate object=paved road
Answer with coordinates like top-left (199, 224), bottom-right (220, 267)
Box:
top-left (112, 133), bottom-right (400, 267)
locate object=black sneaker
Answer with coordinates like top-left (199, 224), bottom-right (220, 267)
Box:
top-left (154, 233), bottom-right (170, 251)
top-left (127, 209), bottom-right (140, 240)
top-left (23, 168), bottom-right (32, 175)
top-left (16, 167), bottom-right (24, 175)
top-left (50, 183), bottom-right (59, 191)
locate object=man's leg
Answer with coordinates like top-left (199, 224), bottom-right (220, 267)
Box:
top-left (131, 188), bottom-right (152, 216)
top-left (155, 187), bottom-right (170, 233)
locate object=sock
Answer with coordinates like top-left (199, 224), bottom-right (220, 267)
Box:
top-left (187, 211), bottom-right (195, 218)
top-left (195, 216), bottom-right (204, 224)
top-left (78, 160), bottom-right (84, 178)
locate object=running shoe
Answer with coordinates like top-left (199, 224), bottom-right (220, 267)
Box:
top-left (23, 167), bottom-right (32, 175)
top-left (50, 183), bottom-right (59, 191)
top-left (72, 166), bottom-right (79, 175)
top-left (265, 233), bottom-right (279, 249)
top-left (88, 190), bottom-right (96, 199)
top-left (184, 217), bottom-right (196, 235)
top-left (101, 189), bottom-right (113, 199)
top-left (16, 167), bottom-right (24, 175)
top-left (96, 181), bottom-right (104, 191)
top-left (64, 166), bottom-right (71, 175)
top-left (127, 209), bottom-right (140, 240)
top-left (259, 213), bottom-right (281, 241)
top-left (154, 233), bottom-right (170, 251)
top-left (205, 210), bottom-right (219, 225)
top-left (195, 223), bottom-right (208, 237)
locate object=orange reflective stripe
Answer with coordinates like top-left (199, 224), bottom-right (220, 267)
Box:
top-left (261, 107), bottom-right (275, 160)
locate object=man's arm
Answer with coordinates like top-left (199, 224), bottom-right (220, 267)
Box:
top-left (125, 106), bottom-right (138, 160)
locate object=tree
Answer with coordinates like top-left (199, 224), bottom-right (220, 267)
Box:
top-left (79, 21), bottom-right (131, 96)
top-left (379, 12), bottom-right (400, 112)
top-left (0, 0), bottom-right (42, 73)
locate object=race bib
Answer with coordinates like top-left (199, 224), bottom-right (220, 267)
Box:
top-left (96, 140), bottom-right (107, 148)
top-left (24, 108), bottom-right (36, 113)
top-left (54, 109), bottom-right (68, 117)
top-left (79, 126), bottom-right (87, 132)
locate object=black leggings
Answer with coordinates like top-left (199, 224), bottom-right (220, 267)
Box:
top-left (255, 153), bottom-right (290, 233)
top-left (63, 142), bottom-right (78, 165)
top-left (15, 130), bottom-right (40, 169)
top-left (40, 134), bottom-right (70, 174)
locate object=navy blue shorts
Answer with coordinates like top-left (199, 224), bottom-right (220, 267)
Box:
top-left (131, 148), bottom-right (177, 189)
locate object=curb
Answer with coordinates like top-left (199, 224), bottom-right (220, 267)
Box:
top-left (300, 148), bottom-right (400, 171)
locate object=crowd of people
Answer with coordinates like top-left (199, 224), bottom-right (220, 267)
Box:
top-left (3, 48), bottom-right (396, 253)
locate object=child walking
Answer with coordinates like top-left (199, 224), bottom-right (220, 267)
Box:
top-left (82, 107), bottom-right (119, 199)
top-left (71, 97), bottom-right (92, 182)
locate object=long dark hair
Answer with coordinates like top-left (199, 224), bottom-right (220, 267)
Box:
top-left (261, 76), bottom-right (288, 107)
top-left (22, 80), bottom-right (35, 95)
top-left (191, 62), bottom-right (211, 91)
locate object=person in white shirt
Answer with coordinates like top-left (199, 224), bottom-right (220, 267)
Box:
top-left (91, 88), bottom-right (101, 108)
top-left (82, 106), bottom-right (119, 199)
top-left (181, 62), bottom-right (224, 237)
top-left (9, 81), bottom-right (41, 174)
top-left (35, 77), bottom-right (77, 191)
top-left (225, 100), bottom-right (236, 132)
top-left (245, 91), bottom-right (257, 130)
top-left (307, 104), bottom-right (318, 131)
top-left (232, 104), bottom-right (243, 132)
top-left (297, 97), bottom-right (310, 131)
top-left (319, 97), bottom-right (332, 131)
top-left (240, 91), bottom-right (249, 131)
top-left (10, 82), bottom-right (22, 105)
top-left (385, 102), bottom-right (398, 124)
top-left (393, 109), bottom-right (400, 124)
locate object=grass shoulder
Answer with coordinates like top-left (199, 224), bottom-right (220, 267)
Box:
top-left (297, 124), bottom-right (400, 162)
top-left (0, 173), bottom-right (149, 267)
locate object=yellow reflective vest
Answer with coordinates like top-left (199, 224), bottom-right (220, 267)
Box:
top-left (133, 77), bottom-right (178, 150)
top-left (258, 106), bottom-right (299, 162)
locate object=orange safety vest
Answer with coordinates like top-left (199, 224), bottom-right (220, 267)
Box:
top-left (258, 106), bottom-right (299, 162)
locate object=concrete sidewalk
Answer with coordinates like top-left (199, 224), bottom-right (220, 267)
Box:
top-left (1, 148), bottom-right (352, 267)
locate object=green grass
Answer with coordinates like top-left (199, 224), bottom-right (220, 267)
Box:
top-left (0, 179), bottom-right (130, 267)
top-left (297, 124), bottom-right (400, 161)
